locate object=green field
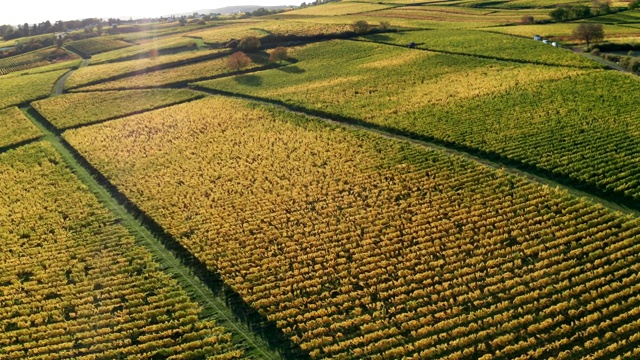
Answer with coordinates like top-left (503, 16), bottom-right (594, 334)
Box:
top-left (361, 29), bottom-right (599, 66)
top-left (0, 70), bottom-right (67, 109)
top-left (1, 0), bottom-right (640, 358)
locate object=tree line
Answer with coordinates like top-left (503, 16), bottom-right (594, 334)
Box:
top-left (549, 0), bottom-right (630, 22)
top-left (0, 18), bottom-right (104, 41)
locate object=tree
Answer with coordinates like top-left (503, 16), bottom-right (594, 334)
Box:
top-left (351, 20), bottom-right (369, 34)
top-left (178, 16), bottom-right (187, 26)
top-left (550, 7), bottom-right (569, 21)
top-left (238, 36), bottom-right (261, 52)
top-left (0, 25), bottom-right (14, 39)
top-left (569, 5), bottom-right (592, 19)
top-left (269, 46), bottom-right (288, 63)
top-left (572, 23), bottom-right (604, 47)
top-left (227, 51), bottom-right (252, 71)
top-left (630, 0), bottom-right (640, 9)
top-left (592, 0), bottom-right (611, 15)
top-left (550, 4), bottom-right (591, 21)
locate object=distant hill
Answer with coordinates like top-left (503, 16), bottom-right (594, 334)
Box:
top-left (170, 5), bottom-right (296, 17)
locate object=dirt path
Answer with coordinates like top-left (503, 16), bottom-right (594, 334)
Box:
top-left (572, 48), bottom-right (633, 73)
top-left (52, 58), bottom-right (89, 96)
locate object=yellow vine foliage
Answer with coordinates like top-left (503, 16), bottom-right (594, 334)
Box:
top-left (66, 96), bottom-right (640, 359)
top-left (0, 142), bottom-right (242, 359)
top-left (0, 107), bottom-right (42, 148)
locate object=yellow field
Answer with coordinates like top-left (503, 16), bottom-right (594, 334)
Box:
top-left (76, 55), bottom-right (256, 91)
top-left (89, 35), bottom-right (201, 64)
top-left (32, 89), bottom-right (202, 129)
top-left (188, 20), bottom-right (351, 44)
top-left (282, 2), bottom-right (394, 16)
top-left (0, 107), bottom-right (41, 148)
top-left (65, 96), bottom-right (640, 359)
top-left (0, 141), bottom-right (243, 359)
top-left (65, 49), bottom-right (223, 89)
top-left (0, 70), bottom-right (67, 109)
top-left (371, 6), bottom-right (550, 25)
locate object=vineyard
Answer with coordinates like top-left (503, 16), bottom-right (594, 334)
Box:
top-left (65, 48), bottom-right (226, 89)
top-left (31, 89), bottom-right (202, 129)
top-left (0, 107), bottom-right (41, 148)
top-left (64, 96), bottom-right (640, 359)
top-left (361, 29), bottom-right (600, 67)
top-left (282, 2), bottom-right (394, 16)
top-left (484, 22), bottom-right (640, 40)
top-left (1, 0), bottom-right (640, 359)
top-left (90, 36), bottom-right (201, 64)
top-left (65, 36), bottom-right (133, 56)
top-left (0, 142), bottom-right (243, 359)
top-left (187, 20), bottom-right (352, 45)
top-left (0, 47), bottom-right (73, 75)
top-left (196, 39), bottom-right (640, 202)
top-left (0, 69), bottom-right (67, 109)
top-left (76, 54), bottom-right (256, 91)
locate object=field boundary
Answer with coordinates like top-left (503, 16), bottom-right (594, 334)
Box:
top-left (190, 85), bottom-right (640, 217)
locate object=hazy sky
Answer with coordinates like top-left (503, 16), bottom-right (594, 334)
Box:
top-left (1, 1), bottom-right (297, 25)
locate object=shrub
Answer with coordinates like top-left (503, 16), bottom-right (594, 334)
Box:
top-left (238, 36), bottom-right (261, 52)
top-left (351, 20), bottom-right (370, 34)
top-left (226, 51), bottom-right (252, 71)
top-left (630, 57), bottom-right (640, 72)
top-left (590, 48), bottom-right (600, 56)
top-left (268, 46), bottom-right (288, 63)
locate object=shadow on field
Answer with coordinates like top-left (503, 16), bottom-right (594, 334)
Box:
top-left (364, 33), bottom-right (394, 42)
top-left (278, 65), bottom-right (305, 74)
top-left (235, 74), bottom-right (263, 86)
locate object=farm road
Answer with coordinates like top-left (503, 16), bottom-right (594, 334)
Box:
top-left (573, 50), bottom-right (633, 73)
top-left (52, 58), bottom-right (89, 96)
